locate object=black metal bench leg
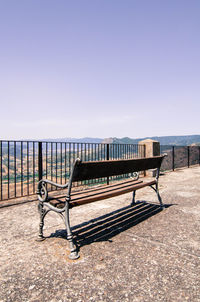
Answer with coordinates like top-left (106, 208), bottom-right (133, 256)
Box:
top-left (130, 191), bottom-right (136, 206)
top-left (65, 202), bottom-right (79, 260)
top-left (36, 202), bottom-right (45, 241)
top-left (150, 183), bottom-right (164, 209)
top-left (156, 185), bottom-right (164, 209)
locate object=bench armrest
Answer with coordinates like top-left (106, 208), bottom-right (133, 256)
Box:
top-left (37, 179), bottom-right (69, 202)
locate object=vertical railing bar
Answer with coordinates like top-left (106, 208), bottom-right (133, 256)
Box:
top-left (107, 144), bottom-right (109, 185)
top-left (77, 143), bottom-right (79, 159)
top-left (38, 142), bottom-right (43, 182)
top-left (73, 143), bottom-right (75, 186)
top-left (187, 146), bottom-right (190, 168)
top-left (51, 143), bottom-right (53, 190)
top-left (27, 142), bottom-right (29, 196)
top-left (69, 143), bottom-right (71, 182)
top-left (21, 142), bottom-right (23, 196)
top-left (14, 141), bottom-right (16, 197)
top-left (55, 143), bottom-right (58, 186)
top-left (84, 143), bottom-right (86, 161)
top-left (88, 144), bottom-right (90, 184)
top-left (81, 143), bottom-right (83, 161)
top-left (93, 144), bottom-right (95, 183)
top-left (33, 142), bottom-right (35, 194)
top-left (65, 143), bottom-right (67, 183)
top-left (60, 143), bottom-right (62, 185)
top-left (7, 141), bottom-right (10, 199)
top-left (73, 143), bottom-right (75, 163)
top-left (46, 142), bottom-right (48, 179)
top-left (112, 144), bottom-right (114, 160)
top-left (172, 146), bottom-right (175, 171)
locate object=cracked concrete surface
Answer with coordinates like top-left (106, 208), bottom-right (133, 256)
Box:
top-left (0, 167), bottom-right (200, 302)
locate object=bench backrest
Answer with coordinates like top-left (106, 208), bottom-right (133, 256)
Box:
top-left (72, 155), bottom-right (164, 182)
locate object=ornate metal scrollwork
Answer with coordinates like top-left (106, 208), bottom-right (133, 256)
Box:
top-left (37, 181), bottom-right (48, 202)
top-left (132, 172), bottom-right (139, 181)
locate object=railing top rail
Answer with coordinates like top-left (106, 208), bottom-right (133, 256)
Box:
top-left (0, 140), bottom-right (145, 147)
top-left (161, 144), bottom-right (200, 147)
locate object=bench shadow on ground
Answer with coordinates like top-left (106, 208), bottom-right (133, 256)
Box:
top-left (48, 202), bottom-right (172, 251)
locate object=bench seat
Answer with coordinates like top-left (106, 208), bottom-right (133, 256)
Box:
top-left (48, 178), bottom-right (156, 209)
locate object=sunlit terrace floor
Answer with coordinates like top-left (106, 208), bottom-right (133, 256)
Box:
top-left (0, 166), bottom-right (200, 302)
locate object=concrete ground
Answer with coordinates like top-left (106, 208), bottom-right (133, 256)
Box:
top-left (0, 167), bottom-right (200, 302)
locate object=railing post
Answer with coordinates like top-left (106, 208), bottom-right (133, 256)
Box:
top-left (172, 146), bottom-right (175, 171)
top-left (138, 139), bottom-right (160, 176)
top-left (187, 146), bottom-right (190, 168)
top-left (38, 142), bottom-right (43, 181)
top-left (143, 145), bottom-right (146, 176)
top-left (106, 144), bottom-right (109, 185)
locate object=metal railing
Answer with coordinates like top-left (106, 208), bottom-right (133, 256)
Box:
top-left (161, 145), bottom-right (200, 171)
top-left (0, 140), bottom-right (145, 201)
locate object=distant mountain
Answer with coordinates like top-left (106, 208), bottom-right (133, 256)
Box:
top-left (102, 135), bottom-right (200, 146)
top-left (42, 137), bottom-right (103, 144)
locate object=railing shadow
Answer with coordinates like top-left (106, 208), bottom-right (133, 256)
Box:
top-left (49, 202), bottom-right (172, 251)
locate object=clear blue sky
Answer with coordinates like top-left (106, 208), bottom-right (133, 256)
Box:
top-left (0, 0), bottom-right (200, 140)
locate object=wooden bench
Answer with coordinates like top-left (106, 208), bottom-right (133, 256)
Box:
top-left (37, 155), bottom-right (165, 259)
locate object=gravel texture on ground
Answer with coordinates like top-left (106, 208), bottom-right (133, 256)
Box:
top-left (0, 166), bottom-right (200, 302)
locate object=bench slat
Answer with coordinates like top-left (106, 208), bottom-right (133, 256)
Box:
top-left (71, 180), bottom-right (143, 201)
top-left (71, 178), bottom-right (141, 197)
